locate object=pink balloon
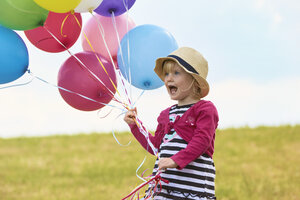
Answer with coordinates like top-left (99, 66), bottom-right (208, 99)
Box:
top-left (58, 51), bottom-right (117, 111)
top-left (24, 12), bottom-right (82, 53)
top-left (81, 13), bottom-right (135, 65)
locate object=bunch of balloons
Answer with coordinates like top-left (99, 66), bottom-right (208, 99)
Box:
top-left (0, 0), bottom-right (178, 112)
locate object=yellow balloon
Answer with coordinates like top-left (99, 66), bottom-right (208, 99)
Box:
top-left (34, 0), bottom-right (82, 13)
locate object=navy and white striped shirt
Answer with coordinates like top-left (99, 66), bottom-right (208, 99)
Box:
top-left (150, 104), bottom-right (216, 200)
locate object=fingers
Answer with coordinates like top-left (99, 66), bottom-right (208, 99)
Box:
top-left (124, 107), bottom-right (137, 125)
top-left (158, 158), bottom-right (168, 171)
top-left (131, 107), bottom-right (137, 113)
top-left (127, 107), bottom-right (137, 115)
top-left (158, 163), bottom-right (167, 171)
top-left (158, 158), bottom-right (178, 171)
top-left (127, 108), bottom-right (137, 119)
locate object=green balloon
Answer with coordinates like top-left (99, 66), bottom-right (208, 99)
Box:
top-left (0, 0), bottom-right (49, 30)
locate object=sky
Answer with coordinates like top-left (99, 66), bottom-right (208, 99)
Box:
top-left (1, 0), bottom-right (300, 138)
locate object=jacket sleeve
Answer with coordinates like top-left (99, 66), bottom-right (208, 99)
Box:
top-left (171, 102), bottom-right (219, 169)
top-left (129, 110), bottom-right (167, 155)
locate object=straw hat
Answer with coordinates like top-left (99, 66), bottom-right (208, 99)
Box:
top-left (154, 47), bottom-right (209, 98)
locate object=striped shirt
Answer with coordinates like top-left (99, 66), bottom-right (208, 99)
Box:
top-left (149, 104), bottom-right (216, 200)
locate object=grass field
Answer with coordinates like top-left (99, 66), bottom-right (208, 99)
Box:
top-left (0, 125), bottom-right (299, 200)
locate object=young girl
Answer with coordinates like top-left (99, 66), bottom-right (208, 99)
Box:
top-left (124, 47), bottom-right (219, 200)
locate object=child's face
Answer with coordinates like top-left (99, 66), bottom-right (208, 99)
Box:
top-left (163, 63), bottom-right (197, 105)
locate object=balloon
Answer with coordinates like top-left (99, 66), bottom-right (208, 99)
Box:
top-left (0, 0), bottom-right (48, 30)
top-left (58, 52), bottom-right (117, 111)
top-left (0, 26), bottom-right (29, 84)
top-left (75, 0), bottom-right (103, 13)
top-left (94, 0), bottom-right (136, 17)
top-left (24, 12), bottom-right (82, 53)
top-left (117, 25), bottom-right (178, 90)
top-left (82, 13), bottom-right (135, 66)
top-left (33, 0), bottom-right (81, 13)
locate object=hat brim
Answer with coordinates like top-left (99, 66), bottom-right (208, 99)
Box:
top-left (154, 57), bottom-right (209, 98)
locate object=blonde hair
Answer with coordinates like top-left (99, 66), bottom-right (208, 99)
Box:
top-left (162, 60), bottom-right (202, 99)
top-left (162, 60), bottom-right (175, 74)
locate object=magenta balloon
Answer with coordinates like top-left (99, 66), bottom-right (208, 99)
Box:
top-left (82, 13), bottom-right (135, 66)
top-left (94, 0), bottom-right (136, 17)
top-left (58, 52), bottom-right (117, 111)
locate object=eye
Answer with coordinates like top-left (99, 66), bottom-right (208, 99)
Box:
top-left (164, 72), bottom-right (169, 77)
top-left (174, 71), bottom-right (180, 75)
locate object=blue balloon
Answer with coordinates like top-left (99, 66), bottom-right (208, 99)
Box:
top-left (0, 25), bottom-right (28, 84)
top-left (117, 24), bottom-right (178, 90)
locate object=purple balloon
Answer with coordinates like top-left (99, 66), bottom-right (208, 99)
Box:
top-left (94, 0), bottom-right (136, 17)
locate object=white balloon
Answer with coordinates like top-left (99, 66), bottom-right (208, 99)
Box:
top-left (74, 0), bottom-right (103, 13)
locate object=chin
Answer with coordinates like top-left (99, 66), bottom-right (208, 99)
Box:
top-left (170, 96), bottom-right (179, 101)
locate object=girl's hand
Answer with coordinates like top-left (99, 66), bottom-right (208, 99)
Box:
top-left (158, 158), bottom-right (178, 171)
top-left (124, 107), bottom-right (137, 125)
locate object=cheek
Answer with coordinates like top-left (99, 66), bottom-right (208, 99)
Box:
top-left (178, 76), bottom-right (188, 84)
top-left (184, 76), bottom-right (194, 85)
top-left (164, 83), bottom-right (169, 91)
top-left (164, 79), bottom-right (168, 86)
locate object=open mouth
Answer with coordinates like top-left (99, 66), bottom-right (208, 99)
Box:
top-left (168, 85), bottom-right (178, 94)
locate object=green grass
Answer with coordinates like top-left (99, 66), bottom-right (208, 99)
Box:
top-left (214, 125), bottom-right (300, 200)
top-left (0, 125), bottom-right (299, 200)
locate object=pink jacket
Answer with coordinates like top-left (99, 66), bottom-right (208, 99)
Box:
top-left (129, 100), bottom-right (219, 169)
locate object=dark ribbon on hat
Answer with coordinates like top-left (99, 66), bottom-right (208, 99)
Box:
top-left (167, 55), bottom-right (199, 75)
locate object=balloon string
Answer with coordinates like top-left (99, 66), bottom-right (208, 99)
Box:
top-left (60, 12), bottom-right (72, 37)
top-left (72, 13), bottom-right (120, 96)
top-left (71, 13), bottom-right (122, 100)
top-left (126, 11), bottom-right (133, 102)
top-left (121, 171), bottom-right (168, 200)
top-left (109, 107), bottom-right (158, 153)
top-left (131, 90), bottom-right (145, 108)
top-left (123, 0), bottom-right (129, 11)
top-left (110, 10), bottom-right (159, 186)
top-left (111, 111), bottom-right (132, 146)
top-left (122, 0), bottom-right (133, 100)
top-left (88, 12), bottom-right (129, 105)
top-left (132, 116), bottom-right (159, 158)
top-left (27, 70), bottom-right (123, 111)
top-left (136, 156), bottom-right (148, 182)
top-left (97, 107), bottom-right (113, 119)
top-left (110, 12), bottom-right (133, 106)
top-left (92, 10), bottom-right (160, 199)
top-left (109, 12), bottom-right (127, 81)
top-left (88, 12), bottom-right (151, 150)
top-left (42, 25), bottom-right (124, 106)
top-left (116, 0), bottom-right (130, 78)
top-left (89, 11), bottom-right (133, 107)
top-left (0, 74), bottom-right (34, 90)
